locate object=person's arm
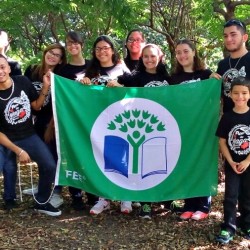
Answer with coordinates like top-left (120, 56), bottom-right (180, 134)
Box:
top-left (209, 72), bottom-right (222, 79)
top-left (0, 132), bottom-right (31, 164)
top-left (31, 71), bottom-right (51, 110)
top-left (219, 138), bottom-right (241, 174)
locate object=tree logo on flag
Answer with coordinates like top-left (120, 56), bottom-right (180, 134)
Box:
top-left (107, 109), bottom-right (166, 176)
top-left (90, 98), bottom-right (181, 190)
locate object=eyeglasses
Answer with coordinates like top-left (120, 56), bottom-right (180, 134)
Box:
top-left (95, 46), bottom-right (111, 52)
top-left (224, 19), bottom-right (246, 30)
top-left (66, 41), bottom-right (80, 47)
top-left (127, 38), bottom-right (143, 43)
top-left (48, 50), bottom-right (62, 59)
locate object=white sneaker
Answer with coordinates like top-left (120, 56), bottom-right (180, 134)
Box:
top-left (50, 193), bottom-right (64, 208)
top-left (22, 186), bottom-right (38, 195)
top-left (121, 201), bottom-right (132, 214)
top-left (90, 198), bottom-right (110, 215)
top-left (132, 202), bottom-right (141, 207)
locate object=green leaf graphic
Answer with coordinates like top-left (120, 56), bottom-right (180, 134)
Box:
top-left (122, 110), bottom-right (130, 119)
top-left (142, 111), bottom-right (150, 119)
top-left (114, 114), bottom-right (123, 123)
top-left (128, 119), bottom-right (136, 128)
top-left (157, 122), bottom-right (166, 131)
top-left (132, 109), bottom-right (140, 118)
top-left (137, 119), bottom-right (146, 128)
top-left (150, 115), bottom-right (159, 124)
top-left (145, 124), bottom-right (154, 133)
top-left (119, 124), bottom-right (128, 132)
top-left (107, 121), bottom-right (116, 130)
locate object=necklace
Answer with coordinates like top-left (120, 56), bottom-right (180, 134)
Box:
top-left (0, 78), bottom-right (15, 101)
top-left (229, 56), bottom-right (242, 69)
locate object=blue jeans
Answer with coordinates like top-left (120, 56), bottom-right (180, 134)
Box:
top-left (3, 134), bottom-right (56, 203)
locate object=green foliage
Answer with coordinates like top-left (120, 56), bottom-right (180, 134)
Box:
top-left (0, 0), bottom-right (249, 72)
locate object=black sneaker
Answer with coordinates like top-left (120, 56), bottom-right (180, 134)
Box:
top-left (139, 204), bottom-right (152, 219)
top-left (243, 229), bottom-right (250, 240)
top-left (4, 199), bottom-right (19, 210)
top-left (71, 197), bottom-right (85, 210)
top-left (215, 230), bottom-right (233, 244)
top-left (34, 203), bottom-right (62, 216)
top-left (164, 201), bottom-right (184, 213)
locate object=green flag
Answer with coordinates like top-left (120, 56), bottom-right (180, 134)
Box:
top-left (51, 74), bottom-right (221, 202)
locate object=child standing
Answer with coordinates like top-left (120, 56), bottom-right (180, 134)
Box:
top-left (215, 77), bottom-right (250, 244)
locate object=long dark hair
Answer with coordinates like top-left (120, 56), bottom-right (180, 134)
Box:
top-left (124, 29), bottom-right (145, 62)
top-left (85, 35), bottom-right (120, 79)
top-left (136, 43), bottom-right (169, 77)
top-left (173, 39), bottom-right (205, 74)
top-left (32, 43), bottom-right (67, 81)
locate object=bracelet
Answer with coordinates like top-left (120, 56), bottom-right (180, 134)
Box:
top-left (18, 149), bottom-right (24, 157)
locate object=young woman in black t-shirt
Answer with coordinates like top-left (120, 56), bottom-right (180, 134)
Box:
top-left (169, 39), bottom-right (212, 221)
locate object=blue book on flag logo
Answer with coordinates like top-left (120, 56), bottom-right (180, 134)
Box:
top-left (104, 135), bottom-right (129, 177)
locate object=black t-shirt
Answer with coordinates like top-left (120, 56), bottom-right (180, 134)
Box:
top-left (217, 52), bottom-right (250, 113)
top-left (91, 63), bottom-right (130, 85)
top-left (216, 109), bottom-right (250, 163)
top-left (124, 57), bottom-right (139, 72)
top-left (118, 71), bottom-right (169, 87)
top-left (170, 69), bottom-right (212, 85)
top-left (0, 76), bottom-right (38, 141)
top-left (7, 57), bottom-right (22, 76)
top-left (60, 60), bottom-right (90, 81)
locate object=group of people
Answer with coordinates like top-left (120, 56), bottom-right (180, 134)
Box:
top-left (0, 18), bottom-right (250, 245)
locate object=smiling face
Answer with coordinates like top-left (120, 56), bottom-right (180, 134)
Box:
top-left (66, 39), bottom-right (82, 56)
top-left (44, 49), bottom-right (62, 67)
top-left (95, 41), bottom-right (114, 67)
top-left (126, 31), bottom-right (145, 58)
top-left (230, 84), bottom-right (250, 110)
top-left (175, 43), bottom-right (195, 71)
top-left (142, 46), bottom-right (160, 73)
top-left (223, 25), bottom-right (248, 53)
top-left (0, 57), bottom-right (11, 84)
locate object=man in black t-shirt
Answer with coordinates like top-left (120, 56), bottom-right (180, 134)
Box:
top-left (211, 19), bottom-right (250, 113)
top-left (0, 55), bottom-right (60, 216)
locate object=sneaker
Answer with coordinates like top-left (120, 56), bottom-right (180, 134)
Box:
top-left (121, 201), bottom-right (132, 214)
top-left (132, 202), bottom-right (141, 207)
top-left (22, 186), bottom-right (38, 195)
top-left (180, 211), bottom-right (194, 220)
top-left (215, 230), bottom-right (233, 244)
top-left (50, 193), bottom-right (64, 208)
top-left (139, 204), bottom-right (152, 219)
top-left (243, 229), bottom-right (250, 240)
top-left (4, 199), bottom-right (19, 210)
top-left (34, 203), bottom-right (62, 216)
top-left (169, 201), bottom-right (184, 213)
top-left (90, 199), bottom-right (110, 215)
top-left (71, 197), bottom-right (85, 211)
top-left (191, 211), bottom-right (208, 221)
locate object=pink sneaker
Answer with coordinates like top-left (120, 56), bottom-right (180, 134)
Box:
top-left (191, 211), bottom-right (208, 220)
top-left (180, 211), bottom-right (193, 220)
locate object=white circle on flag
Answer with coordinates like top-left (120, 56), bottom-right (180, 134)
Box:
top-left (90, 98), bottom-right (181, 190)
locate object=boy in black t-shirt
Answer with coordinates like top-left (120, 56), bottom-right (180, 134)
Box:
top-left (0, 55), bottom-right (60, 216)
top-left (215, 77), bottom-right (250, 244)
top-left (211, 19), bottom-right (250, 113)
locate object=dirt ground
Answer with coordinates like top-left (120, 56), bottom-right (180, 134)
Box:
top-left (0, 167), bottom-right (250, 250)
